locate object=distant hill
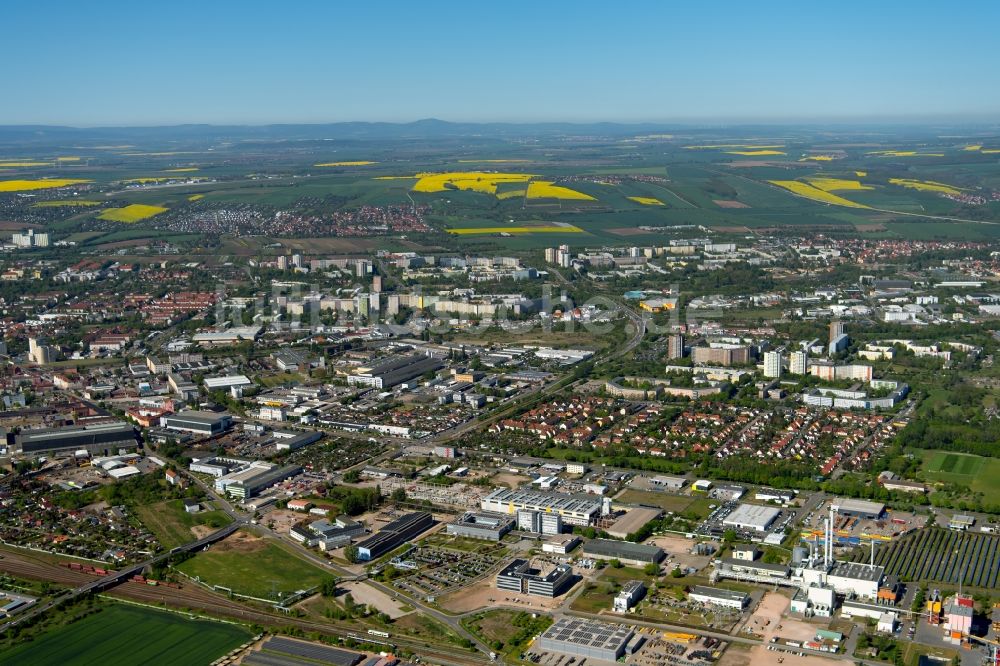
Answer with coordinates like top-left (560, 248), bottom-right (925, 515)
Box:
top-left (2, 119), bottom-right (997, 149)
top-left (0, 119), bottom-right (698, 145)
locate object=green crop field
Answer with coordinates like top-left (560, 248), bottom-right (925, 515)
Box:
top-left (7, 127), bottom-right (1000, 247)
top-left (0, 603), bottom-right (250, 666)
top-left (921, 451), bottom-right (1000, 503)
top-left (176, 531), bottom-right (329, 600)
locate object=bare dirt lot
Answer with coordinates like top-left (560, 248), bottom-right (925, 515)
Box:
top-left (339, 580), bottom-right (411, 619)
top-left (722, 593), bottom-right (836, 666)
top-left (438, 576), bottom-right (578, 614)
top-left (213, 530), bottom-right (267, 554)
top-left (492, 472), bottom-right (532, 489)
top-left (191, 524), bottom-right (215, 539)
top-left (714, 200), bottom-right (750, 208)
top-left (263, 509), bottom-right (305, 534)
top-left (648, 534), bottom-right (717, 571)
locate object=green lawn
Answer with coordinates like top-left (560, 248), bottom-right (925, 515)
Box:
top-left (616, 489), bottom-right (695, 513)
top-left (921, 451), bottom-right (1000, 503)
top-left (134, 499), bottom-right (233, 549)
top-left (0, 603), bottom-right (250, 666)
top-left (571, 565), bottom-right (657, 613)
top-left (176, 532), bottom-right (330, 600)
top-left (614, 490), bottom-right (715, 520)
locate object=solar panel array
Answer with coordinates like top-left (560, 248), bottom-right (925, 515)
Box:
top-left (245, 636), bottom-right (362, 666)
top-left (542, 618), bottom-right (631, 648)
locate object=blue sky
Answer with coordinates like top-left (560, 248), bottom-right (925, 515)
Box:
top-left (7, 1), bottom-right (1000, 125)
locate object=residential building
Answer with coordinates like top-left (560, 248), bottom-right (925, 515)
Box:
top-left (789, 350), bottom-right (808, 375)
top-left (763, 350), bottom-right (783, 379)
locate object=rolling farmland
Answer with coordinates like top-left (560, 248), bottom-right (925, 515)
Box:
top-left (852, 527), bottom-right (1000, 590)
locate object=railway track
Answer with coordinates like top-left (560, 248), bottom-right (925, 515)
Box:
top-left (0, 547), bottom-right (487, 666)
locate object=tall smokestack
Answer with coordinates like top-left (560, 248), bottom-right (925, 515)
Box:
top-left (827, 504), bottom-right (836, 568)
top-left (823, 517), bottom-right (830, 568)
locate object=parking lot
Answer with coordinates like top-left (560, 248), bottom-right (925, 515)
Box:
top-left (392, 545), bottom-right (504, 599)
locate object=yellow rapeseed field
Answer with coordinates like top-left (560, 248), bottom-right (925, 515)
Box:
top-left (982, 149), bottom-right (1000, 154)
top-left (800, 155), bottom-right (834, 162)
top-left (56, 156), bottom-right (81, 162)
top-left (314, 161), bottom-right (376, 167)
top-left (0, 161), bottom-right (52, 167)
top-left (685, 144), bottom-right (784, 150)
top-left (627, 196), bottom-right (665, 206)
top-left (32, 200), bottom-right (102, 208)
top-left (188, 194), bottom-right (205, 201)
top-left (0, 179), bottom-right (91, 192)
top-left (855, 171), bottom-right (867, 177)
top-left (97, 204), bottom-right (168, 223)
top-left (447, 225), bottom-right (583, 235)
top-left (768, 180), bottom-right (870, 208)
top-left (413, 172), bottom-right (534, 195)
top-left (804, 177), bottom-right (873, 192)
top-left (888, 178), bottom-right (965, 195)
top-left (963, 145), bottom-right (983, 151)
top-left (725, 150), bottom-right (786, 156)
top-left (123, 177), bottom-right (172, 184)
top-left (163, 167), bottom-right (199, 173)
top-left (867, 150), bottom-right (945, 157)
top-left (525, 181), bottom-right (596, 200)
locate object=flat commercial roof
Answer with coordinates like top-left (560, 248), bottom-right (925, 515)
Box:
top-left (829, 561), bottom-right (884, 583)
top-left (607, 507), bottom-right (662, 538)
top-left (583, 538), bottom-right (664, 561)
top-left (690, 585), bottom-right (748, 603)
top-left (203, 375), bottom-right (252, 389)
top-left (17, 422), bottom-right (137, 452)
top-left (540, 617), bottom-right (633, 651)
top-left (164, 410), bottom-right (231, 425)
top-left (483, 488), bottom-right (602, 515)
top-left (835, 498), bottom-right (885, 516)
top-left (723, 504), bottom-right (781, 531)
top-left (454, 512), bottom-right (513, 529)
top-left (249, 636), bottom-right (362, 666)
top-left (721, 558), bottom-right (790, 575)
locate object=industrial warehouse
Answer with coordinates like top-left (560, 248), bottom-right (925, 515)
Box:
top-left (722, 503), bottom-right (782, 532)
top-left (582, 539), bottom-right (665, 565)
top-left (833, 498), bottom-right (886, 520)
top-left (346, 353), bottom-right (443, 389)
top-left (688, 585), bottom-right (751, 610)
top-left (14, 422), bottom-right (138, 456)
top-left (537, 618), bottom-right (636, 662)
top-left (480, 488), bottom-right (606, 526)
top-left (446, 512), bottom-right (514, 541)
top-left (356, 512), bottom-right (433, 561)
top-left (209, 460), bottom-right (303, 500)
top-left (160, 410), bottom-right (233, 436)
